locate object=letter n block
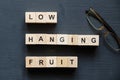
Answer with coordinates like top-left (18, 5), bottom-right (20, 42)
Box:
top-left (46, 34), bottom-right (57, 45)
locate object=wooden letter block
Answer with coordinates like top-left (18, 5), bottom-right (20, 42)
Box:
top-left (25, 12), bottom-right (35, 23)
top-left (88, 35), bottom-right (99, 46)
top-left (25, 34), bottom-right (37, 45)
top-left (35, 12), bottom-right (46, 23)
top-left (68, 35), bottom-right (78, 45)
top-left (46, 57), bottom-right (56, 67)
top-left (36, 57), bottom-right (46, 68)
top-left (67, 57), bottom-right (78, 68)
top-left (46, 34), bottom-right (57, 45)
top-left (57, 34), bottom-right (68, 45)
top-left (36, 34), bottom-right (46, 44)
top-left (46, 12), bottom-right (57, 23)
top-left (56, 57), bottom-right (68, 67)
top-left (26, 57), bottom-right (37, 68)
top-left (78, 35), bottom-right (99, 46)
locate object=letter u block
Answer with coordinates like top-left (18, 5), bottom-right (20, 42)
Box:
top-left (46, 57), bottom-right (56, 67)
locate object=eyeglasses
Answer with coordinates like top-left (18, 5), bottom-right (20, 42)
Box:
top-left (85, 8), bottom-right (120, 52)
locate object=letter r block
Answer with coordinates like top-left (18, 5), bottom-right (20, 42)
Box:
top-left (36, 57), bottom-right (46, 68)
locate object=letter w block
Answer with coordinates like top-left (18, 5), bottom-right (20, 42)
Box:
top-left (46, 12), bottom-right (57, 23)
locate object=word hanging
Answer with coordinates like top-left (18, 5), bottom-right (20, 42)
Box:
top-left (25, 34), bottom-right (99, 46)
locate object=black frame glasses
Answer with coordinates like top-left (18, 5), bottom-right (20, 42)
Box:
top-left (86, 8), bottom-right (120, 52)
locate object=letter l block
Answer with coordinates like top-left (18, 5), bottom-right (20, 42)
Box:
top-left (25, 12), bottom-right (36, 23)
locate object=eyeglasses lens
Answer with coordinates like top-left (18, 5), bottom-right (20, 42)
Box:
top-left (105, 33), bottom-right (120, 51)
top-left (87, 15), bottom-right (103, 31)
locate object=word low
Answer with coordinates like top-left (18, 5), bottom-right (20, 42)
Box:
top-left (25, 34), bottom-right (99, 46)
top-left (25, 12), bottom-right (57, 23)
top-left (26, 56), bottom-right (78, 68)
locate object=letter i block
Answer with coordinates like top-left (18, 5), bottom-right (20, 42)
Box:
top-left (68, 35), bottom-right (78, 45)
top-left (25, 34), bottom-right (38, 45)
top-left (25, 12), bottom-right (36, 23)
top-left (46, 12), bottom-right (57, 23)
top-left (56, 57), bottom-right (68, 67)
